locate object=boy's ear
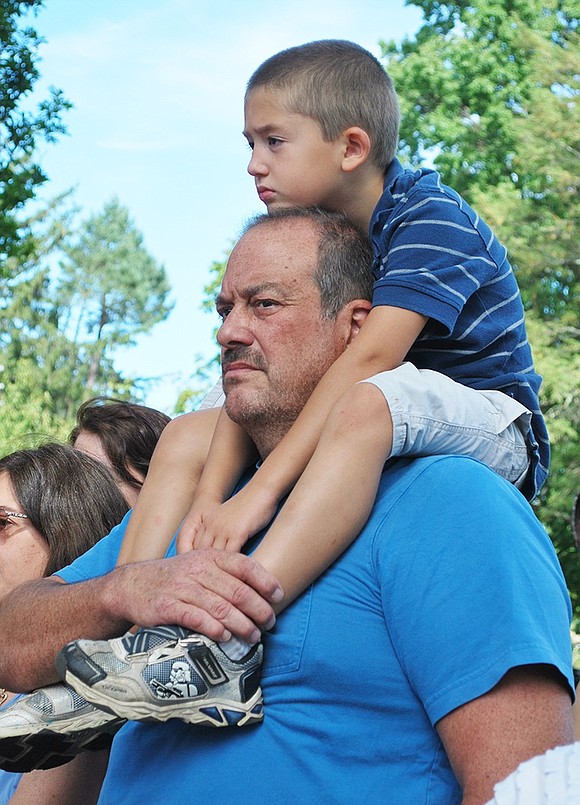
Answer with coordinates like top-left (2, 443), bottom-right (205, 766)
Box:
top-left (341, 127), bottom-right (372, 172)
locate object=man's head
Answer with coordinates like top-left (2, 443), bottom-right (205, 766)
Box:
top-left (217, 207), bottom-right (373, 457)
top-left (244, 40), bottom-right (399, 204)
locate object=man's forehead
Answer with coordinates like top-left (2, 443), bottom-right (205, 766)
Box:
top-left (222, 221), bottom-right (318, 290)
top-left (216, 279), bottom-right (294, 304)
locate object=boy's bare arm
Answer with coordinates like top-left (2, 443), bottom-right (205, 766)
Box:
top-left (244, 304), bottom-right (426, 495)
top-left (177, 409), bottom-right (258, 553)
top-left (117, 408), bottom-right (221, 564)
top-left (118, 406), bottom-right (257, 564)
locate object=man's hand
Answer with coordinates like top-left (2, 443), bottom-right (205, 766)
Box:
top-left (0, 549), bottom-right (283, 692)
top-left (106, 547), bottom-right (284, 644)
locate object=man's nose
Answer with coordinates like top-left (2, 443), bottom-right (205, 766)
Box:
top-left (217, 309), bottom-right (254, 347)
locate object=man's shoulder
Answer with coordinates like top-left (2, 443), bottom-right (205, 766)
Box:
top-left (371, 455), bottom-right (534, 527)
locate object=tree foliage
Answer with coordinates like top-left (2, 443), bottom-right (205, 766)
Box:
top-left (57, 198), bottom-right (173, 389)
top-left (0, 0), bottom-right (70, 275)
top-left (0, 197), bottom-right (173, 450)
top-left (527, 315), bottom-right (580, 619)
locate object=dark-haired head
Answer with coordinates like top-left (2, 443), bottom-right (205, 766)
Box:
top-left (69, 397), bottom-right (170, 506)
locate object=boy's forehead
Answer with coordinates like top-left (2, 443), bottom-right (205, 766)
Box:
top-left (244, 87), bottom-right (307, 128)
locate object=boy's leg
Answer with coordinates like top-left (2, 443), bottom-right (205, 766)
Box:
top-left (362, 362), bottom-right (532, 486)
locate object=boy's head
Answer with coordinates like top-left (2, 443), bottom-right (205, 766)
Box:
top-left (245, 40), bottom-right (399, 174)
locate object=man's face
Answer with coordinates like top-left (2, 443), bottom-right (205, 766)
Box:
top-left (217, 219), bottom-right (347, 453)
top-left (243, 87), bottom-right (346, 213)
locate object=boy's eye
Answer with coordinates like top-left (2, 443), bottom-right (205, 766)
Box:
top-left (246, 140), bottom-right (254, 151)
top-left (267, 137), bottom-right (282, 147)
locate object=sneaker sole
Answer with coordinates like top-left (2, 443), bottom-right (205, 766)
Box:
top-left (0, 718), bottom-right (124, 772)
top-left (60, 665), bottom-right (265, 727)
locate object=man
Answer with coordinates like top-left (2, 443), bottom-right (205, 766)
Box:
top-left (0, 208), bottom-right (573, 804)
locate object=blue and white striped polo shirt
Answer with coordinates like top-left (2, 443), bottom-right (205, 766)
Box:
top-left (369, 159), bottom-right (549, 499)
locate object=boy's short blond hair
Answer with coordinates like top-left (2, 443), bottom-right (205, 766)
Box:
top-left (246, 40), bottom-right (400, 172)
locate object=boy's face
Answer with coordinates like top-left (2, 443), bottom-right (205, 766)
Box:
top-left (243, 87), bottom-right (346, 212)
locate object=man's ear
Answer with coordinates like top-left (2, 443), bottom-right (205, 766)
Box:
top-left (341, 127), bottom-right (372, 172)
top-left (342, 299), bottom-right (372, 344)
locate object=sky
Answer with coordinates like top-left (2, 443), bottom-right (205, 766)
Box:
top-left (30, 0), bottom-right (424, 414)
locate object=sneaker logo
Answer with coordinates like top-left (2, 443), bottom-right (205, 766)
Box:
top-left (150, 661), bottom-right (201, 700)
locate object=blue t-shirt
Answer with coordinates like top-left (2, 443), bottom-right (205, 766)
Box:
top-left (57, 456), bottom-right (573, 804)
top-left (0, 769), bottom-right (20, 803)
top-left (370, 160), bottom-right (549, 500)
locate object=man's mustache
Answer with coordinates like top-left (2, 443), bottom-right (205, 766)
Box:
top-left (221, 347), bottom-right (267, 373)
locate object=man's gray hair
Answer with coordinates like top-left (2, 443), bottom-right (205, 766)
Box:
top-left (241, 207), bottom-right (374, 318)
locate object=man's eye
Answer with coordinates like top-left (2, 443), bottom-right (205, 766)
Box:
top-left (217, 306), bottom-right (231, 320)
top-left (254, 299), bottom-right (277, 309)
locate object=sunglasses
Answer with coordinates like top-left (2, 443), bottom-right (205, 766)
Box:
top-left (0, 507), bottom-right (29, 532)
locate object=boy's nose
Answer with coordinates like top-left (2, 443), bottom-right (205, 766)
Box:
top-left (247, 149), bottom-right (267, 178)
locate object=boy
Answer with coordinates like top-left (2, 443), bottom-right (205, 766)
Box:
top-left (0, 41), bottom-right (549, 743)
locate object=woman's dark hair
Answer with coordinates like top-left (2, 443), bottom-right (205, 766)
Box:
top-left (0, 443), bottom-right (129, 576)
top-left (69, 397), bottom-right (170, 494)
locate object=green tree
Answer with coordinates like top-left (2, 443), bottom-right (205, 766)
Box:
top-left (0, 0), bottom-right (70, 276)
top-left (527, 316), bottom-right (580, 620)
top-left (56, 198), bottom-right (173, 393)
top-left (0, 197), bottom-right (173, 450)
top-left (172, 247), bottom-right (230, 413)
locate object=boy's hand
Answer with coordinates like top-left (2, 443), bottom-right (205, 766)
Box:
top-left (177, 482), bottom-right (278, 555)
top-left (176, 495), bottom-right (222, 554)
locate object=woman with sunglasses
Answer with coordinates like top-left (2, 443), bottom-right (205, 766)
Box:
top-left (0, 443), bottom-right (129, 804)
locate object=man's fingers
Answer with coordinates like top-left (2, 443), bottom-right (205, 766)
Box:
top-left (176, 550), bottom-right (282, 631)
top-left (211, 550), bottom-right (284, 605)
top-left (115, 549), bottom-right (283, 642)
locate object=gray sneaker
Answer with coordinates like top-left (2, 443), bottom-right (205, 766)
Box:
top-left (56, 625), bottom-right (264, 728)
top-left (0, 683), bottom-right (124, 772)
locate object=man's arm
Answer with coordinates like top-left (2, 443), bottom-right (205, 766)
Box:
top-left (0, 549), bottom-right (281, 692)
top-left (437, 665), bottom-right (573, 805)
top-left (9, 750), bottom-right (109, 805)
